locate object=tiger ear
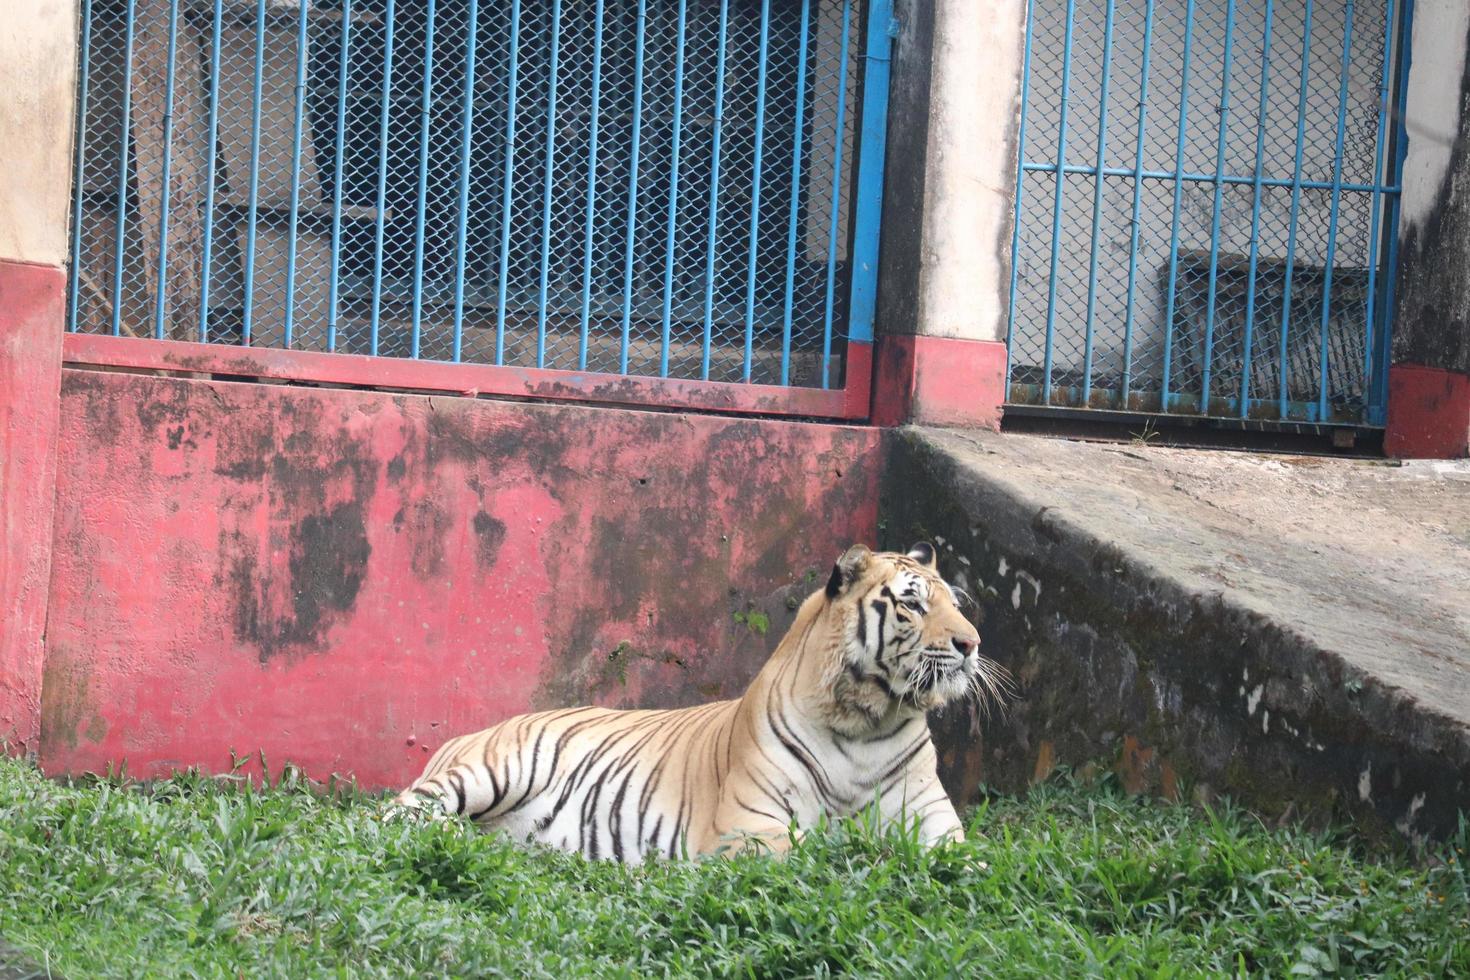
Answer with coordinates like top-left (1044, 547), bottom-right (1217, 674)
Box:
top-left (907, 542), bottom-right (937, 569)
top-left (825, 544), bottom-right (872, 598)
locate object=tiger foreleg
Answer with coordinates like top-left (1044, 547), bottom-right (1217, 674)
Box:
top-left (879, 783), bottom-right (965, 848)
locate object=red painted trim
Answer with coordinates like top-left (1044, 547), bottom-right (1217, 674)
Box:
top-left (1385, 364), bottom-right (1470, 459)
top-left (870, 335), bottom-right (1006, 430)
top-left (62, 334), bottom-right (870, 421)
top-left (0, 259), bottom-right (65, 754)
top-left (871, 335), bottom-right (918, 427)
top-left (844, 341), bottom-right (873, 420)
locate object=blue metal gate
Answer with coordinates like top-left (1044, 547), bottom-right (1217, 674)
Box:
top-left (1007, 0), bottom-right (1413, 426)
top-left (67, 0), bottom-right (889, 407)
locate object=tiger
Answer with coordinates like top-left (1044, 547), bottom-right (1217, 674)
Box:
top-left (394, 542), bottom-right (1008, 863)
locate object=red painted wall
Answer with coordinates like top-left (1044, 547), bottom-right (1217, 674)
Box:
top-left (41, 371), bottom-right (881, 788)
top-left (0, 260), bottom-right (64, 754)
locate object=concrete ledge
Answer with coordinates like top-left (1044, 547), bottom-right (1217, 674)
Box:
top-left (884, 427), bottom-right (1470, 842)
top-left (1386, 364), bottom-right (1470, 459)
top-left (871, 335), bottom-right (1006, 429)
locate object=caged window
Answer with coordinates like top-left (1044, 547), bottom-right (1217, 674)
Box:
top-left (68, 0), bottom-right (867, 389)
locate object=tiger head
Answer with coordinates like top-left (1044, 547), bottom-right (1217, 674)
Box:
top-left (820, 542), bottom-right (1008, 728)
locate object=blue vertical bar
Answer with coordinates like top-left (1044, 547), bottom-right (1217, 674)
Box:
top-left (1119, 0), bottom-right (1153, 401)
top-left (451, 0), bottom-right (481, 364)
top-left (844, 0), bottom-right (894, 351)
top-left (700, 0), bottom-right (732, 381)
top-left (241, 0), bottom-right (268, 346)
top-left (1005, 0), bottom-right (1035, 388)
top-left (109, 0), bottom-right (138, 338)
top-left (741, 0), bottom-right (772, 383)
top-left (1316, 0), bottom-right (1356, 420)
top-left (410, 0), bottom-right (439, 359)
top-left (778, 0), bottom-right (813, 388)
top-left (577, 0), bottom-right (606, 371)
top-left (67, 0), bottom-right (95, 333)
top-left (818, 0), bottom-right (853, 389)
top-left (151, 0), bottom-right (183, 341)
top-left (658, 0), bottom-right (690, 379)
top-left (1361, 0), bottom-right (1399, 393)
top-left (1200, 0), bottom-right (1238, 410)
top-left (327, 0), bottom-right (355, 354)
top-left (536, 0), bottom-right (564, 369)
top-left (1159, 0), bottom-right (1197, 409)
top-left (1239, 0), bottom-right (1276, 416)
top-left (1278, 0), bottom-right (1315, 418)
top-left (198, 0), bottom-right (224, 343)
top-left (1081, 0), bottom-right (1116, 402)
top-left (370, 0), bottom-right (398, 356)
top-left (495, 0), bottom-right (524, 366)
top-left (283, 0), bottom-right (310, 349)
top-left (1041, 0), bottom-right (1077, 402)
top-left (1372, 0), bottom-right (1413, 425)
top-left (618, 0), bottom-right (648, 375)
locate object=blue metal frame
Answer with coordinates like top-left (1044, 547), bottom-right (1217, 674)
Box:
top-left (741, 0), bottom-right (772, 383)
top-left (451, 0), bottom-right (483, 364)
top-left (108, 0), bottom-right (138, 339)
top-left (1081, 0), bottom-right (1116, 403)
top-left (1119, 0), bottom-right (1155, 402)
top-left (700, 0), bottom-right (732, 381)
top-left (328, 0), bottom-right (356, 354)
top-left (67, 0), bottom-right (893, 410)
top-left (846, 0), bottom-right (895, 349)
top-left (659, 0), bottom-right (690, 379)
top-left (619, 0), bottom-right (648, 376)
top-left (149, 0), bottom-right (183, 340)
top-left (410, 0), bottom-right (441, 359)
top-left (1370, 0), bottom-right (1415, 426)
top-left (199, 0), bottom-right (224, 343)
top-left (283, 0), bottom-right (311, 349)
top-left (240, 0), bottom-right (268, 345)
top-left (66, 0), bottom-right (94, 335)
top-left (537, 0), bottom-right (565, 370)
top-left (1238, 0), bottom-right (1275, 416)
top-left (1008, 0), bottom-right (1412, 427)
top-left (369, 0), bottom-right (398, 357)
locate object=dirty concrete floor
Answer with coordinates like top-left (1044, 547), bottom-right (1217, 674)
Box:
top-left (916, 428), bottom-right (1470, 729)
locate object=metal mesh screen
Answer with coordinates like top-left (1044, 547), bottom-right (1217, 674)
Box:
top-left (68, 0), bottom-right (866, 390)
top-left (1008, 0), bottom-right (1408, 424)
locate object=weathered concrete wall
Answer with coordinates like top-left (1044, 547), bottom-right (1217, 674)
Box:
top-left (1387, 0), bottom-right (1470, 455)
top-left (1395, 0), bottom-right (1470, 377)
top-left (0, 0), bottom-right (78, 267)
top-left (878, 0), bottom-right (1024, 344)
top-left (40, 372), bottom-right (881, 788)
top-left (885, 428), bottom-right (1470, 842)
top-left (870, 0), bottom-right (1023, 428)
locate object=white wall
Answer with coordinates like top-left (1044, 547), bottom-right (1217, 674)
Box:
top-left (914, 0), bottom-right (1027, 343)
top-left (1398, 0), bottom-right (1468, 235)
top-left (0, 0), bottom-right (79, 266)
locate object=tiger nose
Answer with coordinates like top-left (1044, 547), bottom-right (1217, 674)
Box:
top-left (951, 636), bottom-right (977, 657)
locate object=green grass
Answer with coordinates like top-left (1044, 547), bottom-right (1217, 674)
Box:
top-left (0, 756), bottom-right (1466, 978)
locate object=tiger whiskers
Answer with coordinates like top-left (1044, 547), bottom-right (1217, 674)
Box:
top-left (964, 656), bottom-right (1015, 722)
